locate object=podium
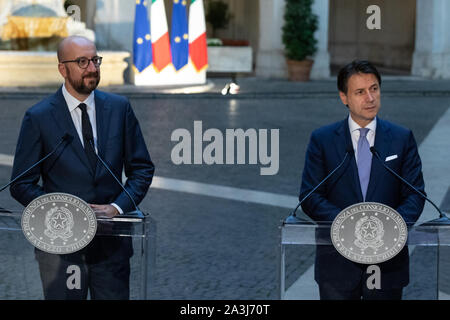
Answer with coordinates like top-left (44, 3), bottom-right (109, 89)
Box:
top-left (0, 210), bottom-right (155, 300)
top-left (279, 220), bottom-right (450, 300)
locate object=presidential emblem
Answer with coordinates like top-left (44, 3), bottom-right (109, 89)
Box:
top-left (21, 193), bottom-right (97, 254)
top-left (331, 202), bottom-right (407, 264)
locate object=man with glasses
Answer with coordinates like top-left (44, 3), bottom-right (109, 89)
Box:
top-left (10, 36), bottom-right (155, 299)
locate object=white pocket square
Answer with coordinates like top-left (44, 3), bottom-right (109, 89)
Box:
top-left (385, 155), bottom-right (398, 162)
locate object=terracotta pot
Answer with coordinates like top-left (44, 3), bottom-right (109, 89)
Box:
top-left (286, 59), bottom-right (314, 81)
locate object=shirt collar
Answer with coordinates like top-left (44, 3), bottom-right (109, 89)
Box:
top-left (62, 84), bottom-right (95, 112)
top-left (348, 114), bottom-right (377, 134)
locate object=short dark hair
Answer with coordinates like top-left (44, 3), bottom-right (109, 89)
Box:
top-left (337, 60), bottom-right (381, 94)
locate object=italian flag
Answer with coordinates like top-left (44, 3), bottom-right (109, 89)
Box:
top-left (151, 0), bottom-right (171, 72)
top-left (189, 0), bottom-right (208, 72)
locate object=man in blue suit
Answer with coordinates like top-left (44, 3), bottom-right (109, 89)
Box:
top-left (10, 36), bottom-right (155, 299)
top-left (299, 60), bottom-right (425, 300)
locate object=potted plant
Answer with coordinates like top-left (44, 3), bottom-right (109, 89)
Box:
top-left (282, 0), bottom-right (318, 81)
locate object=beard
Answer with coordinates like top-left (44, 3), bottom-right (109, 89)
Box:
top-left (66, 67), bottom-right (100, 95)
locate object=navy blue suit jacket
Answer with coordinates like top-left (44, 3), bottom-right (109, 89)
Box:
top-left (10, 87), bottom-right (155, 260)
top-left (299, 117), bottom-right (425, 290)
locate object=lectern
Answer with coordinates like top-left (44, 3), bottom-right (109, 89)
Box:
top-left (279, 220), bottom-right (450, 300)
top-left (0, 210), bottom-right (155, 300)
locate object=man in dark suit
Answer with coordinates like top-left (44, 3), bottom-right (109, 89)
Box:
top-left (10, 36), bottom-right (155, 299)
top-left (299, 60), bottom-right (425, 300)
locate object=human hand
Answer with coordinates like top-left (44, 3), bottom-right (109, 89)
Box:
top-left (89, 204), bottom-right (119, 219)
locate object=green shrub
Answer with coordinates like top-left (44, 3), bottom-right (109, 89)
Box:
top-left (282, 0), bottom-right (318, 61)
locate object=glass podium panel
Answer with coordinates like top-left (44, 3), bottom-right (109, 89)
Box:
top-left (0, 211), bottom-right (155, 300)
top-left (279, 221), bottom-right (450, 300)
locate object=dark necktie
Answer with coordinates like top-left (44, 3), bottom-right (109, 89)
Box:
top-left (78, 103), bottom-right (97, 171)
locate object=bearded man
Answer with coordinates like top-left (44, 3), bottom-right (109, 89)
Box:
top-left (10, 36), bottom-right (155, 299)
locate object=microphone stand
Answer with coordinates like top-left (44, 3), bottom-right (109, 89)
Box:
top-left (285, 151), bottom-right (352, 224)
top-left (370, 147), bottom-right (450, 226)
top-left (0, 134), bottom-right (70, 194)
top-left (89, 140), bottom-right (144, 218)
top-left (0, 206), bottom-right (12, 214)
top-left (0, 134), bottom-right (71, 214)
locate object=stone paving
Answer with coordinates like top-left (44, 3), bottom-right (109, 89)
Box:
top-left (0, 77), bottom-right (449, 299)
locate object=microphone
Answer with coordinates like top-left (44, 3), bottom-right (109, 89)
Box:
top-left (370, 147), bottom-right (450, 225)
top-left (87, 139), bottom-right (142, 217)
top-left (0, 133), bottom-right (72, 194)
top-left (285, 146), bottom-right (354, 224)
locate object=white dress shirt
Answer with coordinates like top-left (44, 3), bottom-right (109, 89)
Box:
top-left (61, 84), bottom-right (98, 150)
top-left (348, 115), bottom-right (377, 162)
top-left (61, 84), bottom-right (123, 214)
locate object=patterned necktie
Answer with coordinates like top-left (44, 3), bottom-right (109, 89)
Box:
top-left (357, 127), bottom-right (372, 201)
top-left (78, 103), bottom-right (97, 171)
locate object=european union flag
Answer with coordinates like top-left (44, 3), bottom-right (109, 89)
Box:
top-left (171, 0), bottom-right (189, 71)
top-left (133, 0), bottom-right (152, 72)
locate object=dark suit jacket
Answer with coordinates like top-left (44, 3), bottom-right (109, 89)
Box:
top-left (10, 87), bottom-right (155, 261)
top-left (299, 116), bottom-right (425, 290)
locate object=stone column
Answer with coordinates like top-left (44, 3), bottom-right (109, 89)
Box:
top-left (412, 0), bottom-right (450, 78)
top-left (255, 0), bottom-right (287, 78)
top-left (85, 0), bottom-right (97, 31)
top-left (255, 0), bottom-right (330, 79)
top-left (310, 0), bottom-right (330, 79)
top-left (94, 0), bottom-right (137, 83)
top-left (94, 0), bottom-right (134, 51)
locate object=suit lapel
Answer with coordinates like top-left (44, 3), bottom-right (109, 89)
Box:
top-left (366, 117), bottom-right (392, 200)
top-left (49, 87), bottom-right (94, 177)
top-left (94, 90), bottom-right (111, 174)
top-left (334, 117), bottom-right (364, 202)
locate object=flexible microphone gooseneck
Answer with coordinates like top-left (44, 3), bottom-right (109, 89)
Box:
top-left (87, 139), bottom-right (142, 216)
top-left (0, 134), bottom-right (72, 213)
top-left (0, 133), bottom-right (71, 194)
top-left (370, 146), bottom-right (449, 225)
top-left (285, 146), bottom-right (354, 224)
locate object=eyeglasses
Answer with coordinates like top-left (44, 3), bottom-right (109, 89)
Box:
top-left (61, 56), bottom-right (103, 69)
